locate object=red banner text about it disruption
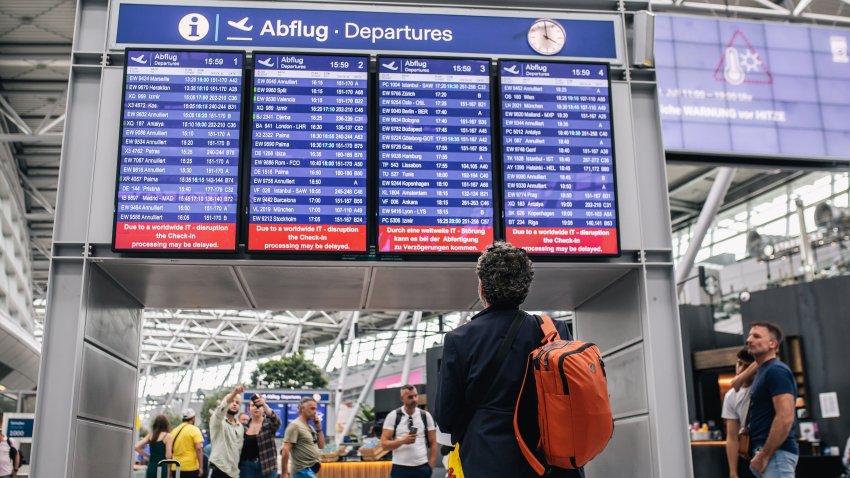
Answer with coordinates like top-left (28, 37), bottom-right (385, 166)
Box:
top-left (379, 226), bottom-right (493, 253)
top-left (507, 227), bottom-right (618, 255)
top-left (115, 222), bottom-right (235, 251)
top-left (249, 224), bottom-right (366, 252)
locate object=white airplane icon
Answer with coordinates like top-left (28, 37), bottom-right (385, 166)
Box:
top-left (382, 61), bottom-right (398, 71)
top-left (228, 17), bottom-right (253, 31)
top-left (130, 54), bottom-right (147, 64)
top-left (257, 58), bottom-right (273, 67)
top-left (503, 65), bottom-right (519, 74)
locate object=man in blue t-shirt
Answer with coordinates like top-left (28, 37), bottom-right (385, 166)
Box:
top-left (746, 321), bottom-right (798, 478)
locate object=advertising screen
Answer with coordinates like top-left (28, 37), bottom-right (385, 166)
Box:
top-left (248, 53), bottom-right (369, 252)
top-left (113, 49), bottom-right (244, 251)
top-left (377, 57), bottom-right (495, 253)
top-left (500, 60), bottom-right (619, 255)
top-left (656, 15), bottom-right (850, 160)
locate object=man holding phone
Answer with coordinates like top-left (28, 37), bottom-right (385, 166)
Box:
top-left (381, 385), bottom-right (438, 478)
top-left (209, 385), bottom-right (245, 478)
top-left (281, 397), bottom-right (325, 478)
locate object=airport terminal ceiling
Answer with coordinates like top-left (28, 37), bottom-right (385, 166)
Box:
top-left (2, 0), bottom-right (850, 374)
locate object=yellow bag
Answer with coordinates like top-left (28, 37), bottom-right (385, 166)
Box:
top-left (447, 443), bottom-right (465, 478)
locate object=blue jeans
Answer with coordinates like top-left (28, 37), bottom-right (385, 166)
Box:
top-left (240, 459), bottom-right (277, 478)
top-left (749, 447), bottom-right (798, 478)
top-left (293, 467), bottom-right (317, 478)
top-left (390, 463), bottom-right (432, 478)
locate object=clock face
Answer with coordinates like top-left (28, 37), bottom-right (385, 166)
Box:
top-left (528, 19), bottom-right (566, 56)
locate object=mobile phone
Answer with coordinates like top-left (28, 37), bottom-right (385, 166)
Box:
top-left (251, 393), bottom-right (260, 404)
top-left (409, 426), bottom-right (418, 435)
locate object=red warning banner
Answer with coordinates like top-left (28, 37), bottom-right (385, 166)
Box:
top-left (114, 222), bottom-right (236, 251)
top-left (380, 226), bottom-right (493, 253)
top-left (506, 227), bottom-right (619, 255)
top-left (248, 224), bottom-right (366, 252)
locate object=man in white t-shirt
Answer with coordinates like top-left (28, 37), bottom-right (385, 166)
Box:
top-left (381, 385), bottom-right (438, 478)
top-left (0, 427), bottom-right (21, 478)
top-left (722, 347), bottom-right (757, 478)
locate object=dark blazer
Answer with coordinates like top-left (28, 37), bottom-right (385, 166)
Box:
top-left (434, 306), bottom-right (583, 478)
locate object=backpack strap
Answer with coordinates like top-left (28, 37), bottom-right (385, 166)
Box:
top-left (514, 353), bottom-right (547, 477)
top-left (513, 315), bottom-right (562, 476)
top-left (421, 409), bottom-right (431, 452)
top-left (391, 408), bottom-right (403, 440)
top-left (537, 314), bottom-right (561, 344)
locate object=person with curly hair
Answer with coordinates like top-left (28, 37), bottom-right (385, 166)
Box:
top-left (434, 242), bottom-right (582, 478)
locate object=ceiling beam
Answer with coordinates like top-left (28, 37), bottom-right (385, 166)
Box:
top-left (0, 134), bottom-right (62, 143)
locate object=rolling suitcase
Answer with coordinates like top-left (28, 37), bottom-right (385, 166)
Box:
top-left (157, 458), bottom-right (180, 478)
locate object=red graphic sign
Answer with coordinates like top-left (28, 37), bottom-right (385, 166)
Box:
top-left (714, 30), bottom-right (773, 85)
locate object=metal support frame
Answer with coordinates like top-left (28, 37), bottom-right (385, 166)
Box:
top-left (237, 341), bottom-right (250, 385)
top-left (182, 353), bottom-right (200, 409)
top-left (400, 311), bottom-right (422, 385)
top-left (794, 197), bottom-right (816, 281)
top-left (340, 311), bottom-right (409, 438)
top-left (676, 167), bottom-right (736, 285)
top-left (0, 95), bottom-right (32, 135)
top-left (324, 312), bottom-right (356, 372)
top-left (292, 324), bottom-right (303, 353)
top-left (335, 312), bottom-right (359, 419)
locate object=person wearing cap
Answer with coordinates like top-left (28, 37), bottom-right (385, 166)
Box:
top-left (165, 408), bottom-right (205, 478)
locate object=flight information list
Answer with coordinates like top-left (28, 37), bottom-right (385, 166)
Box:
top-left (114, 49), bottom-right (243, 251)
top-left (378, 57), bottom-right (494, 254)
top-left (249, 54), bottom-right (368, 252)
top-left (500, 61), bottom-right (619, 255)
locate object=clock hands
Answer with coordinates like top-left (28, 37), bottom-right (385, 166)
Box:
top-left (543, 21), bottom-right (551, 41)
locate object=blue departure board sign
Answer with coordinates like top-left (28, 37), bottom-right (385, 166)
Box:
top-left (656, 15), bottom-right (850, 160)
top-left (248, 54), bottom-right (368, 252)
top-left (500, 61), bottom-right (619, 255)
top-left (114, 49), bottom-right (244, 251)
top-left (242, 391), bottom-right (328, 438)
top-left (377, 57), bottom-right (494, 253)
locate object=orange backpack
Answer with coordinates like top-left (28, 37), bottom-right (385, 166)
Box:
top-left (513, 315), bottom-right (613, 474)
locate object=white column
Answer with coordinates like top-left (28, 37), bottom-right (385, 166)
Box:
top-left (676, 167), bottom-right (736, 285)
top-left (400, 311), bottom-right (422, 385)
top-left (340, 311), bottom-right (409, 438)
top-left (335, 312), bottom-right (359, 420)
top-left (182, 353), bottom-right (200, 410)
top-left (236, 341), bottom-right (250, 385)
top-left (324, 312), bottom-right (356, 372)
top-left (292, 324), bottom-right (303, 353)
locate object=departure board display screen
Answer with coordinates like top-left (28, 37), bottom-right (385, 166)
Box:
top-left (500, 61), bottom-right (619, 256)
top-left (114, 49), bottom-right (244, 251)
top-left (377, 57), bottom-right (494, 254)
top-left (249, 54), bottom-right (369, 252)
top-left (656, 15), bottom-right (850, 160)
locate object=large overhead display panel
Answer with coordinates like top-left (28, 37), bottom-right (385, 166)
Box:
top-left (500, 60), bottom-right (619, 256)
top-left (377, 57), bottom-right (495, 254)
top-left (248, 53), bottom-right (369, 253)
top-left (113, 49), bottom-right (245, 252)
top-left (111, 3), bottom-right (623, 64)
top-left (656, 15), bottom-right (850, 162)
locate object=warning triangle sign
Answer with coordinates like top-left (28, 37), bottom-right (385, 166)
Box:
top-left (713, 30), bottom-right (773, 85)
